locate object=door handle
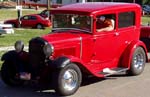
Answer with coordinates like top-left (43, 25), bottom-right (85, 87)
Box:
top-left (115, 32), bottom-right (120, 36)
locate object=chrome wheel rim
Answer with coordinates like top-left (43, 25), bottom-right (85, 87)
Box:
top-left (133, 53), bottom-right (144, 70)
top-left (62, 69), bottom-right (78, 91)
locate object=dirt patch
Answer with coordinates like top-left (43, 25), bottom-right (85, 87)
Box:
top-left (0, 1), bottom-right (17, 8)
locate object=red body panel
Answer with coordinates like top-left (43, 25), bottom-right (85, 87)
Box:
top-left (140, 26), bottom-right (150, 38)
top-left (40, 2), bottom-right (147, 77)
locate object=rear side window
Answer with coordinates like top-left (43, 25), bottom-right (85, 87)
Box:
top-left (30, 16), bottom-right (37, 20)
top-left (118, 12), bottom-right (135, 28)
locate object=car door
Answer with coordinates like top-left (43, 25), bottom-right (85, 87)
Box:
top-left (21, 15), bottom-right (37, 28)
top-left (21, 15), bottom-right (30, 27)
top-left (92, 14), bottom-right (121, 69)
top-left (28, 16), bottom-right (38, 28)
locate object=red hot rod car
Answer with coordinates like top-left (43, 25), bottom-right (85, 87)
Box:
top-left (1, 2), bottom-right (149, 96)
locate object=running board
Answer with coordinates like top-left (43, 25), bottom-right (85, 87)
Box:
top-left (99, 67), bottom-right (129, 77)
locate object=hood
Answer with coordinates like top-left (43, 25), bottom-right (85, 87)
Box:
top-left (42, 32), bottom-right (85, 58)
top-left (42, 32), bottom-right (82, 48)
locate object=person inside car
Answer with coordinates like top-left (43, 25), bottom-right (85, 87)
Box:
top-left (96, 15), bottom-right (115, 32)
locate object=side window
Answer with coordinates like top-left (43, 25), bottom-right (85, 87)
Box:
top-left (22, 16), bottom-right (29, 20)
top-left (96, 14), bottom-right (115, 32)
top-left (118, 12), bottom-right (135, 28)
top-left (30, 16), bottom-right (37, 20)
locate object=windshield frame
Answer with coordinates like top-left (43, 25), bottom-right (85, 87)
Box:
top-left (51, 14), bottom-right (93, 34)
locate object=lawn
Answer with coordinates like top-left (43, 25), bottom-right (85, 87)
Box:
top-left (0, 9), bottom-right (41, 21)
top-left (142, 16), bottom-right (150, 25)
top-left (0, 28), bottom-right (50, 46)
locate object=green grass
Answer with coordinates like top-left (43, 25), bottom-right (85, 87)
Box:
top-left (142, 16), bottom-right (150, 25)
top-left (0, 9), bottom-right (41, 21)
top-left (0, 28), bottom-right (50, 46)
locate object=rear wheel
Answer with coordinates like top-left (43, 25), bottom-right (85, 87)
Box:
top-left (128, 47), bottom-right (146, 75)
top-left (52, 63), bottom-right (82, 96)
top-left (1, 62), bottom-right (24, 86)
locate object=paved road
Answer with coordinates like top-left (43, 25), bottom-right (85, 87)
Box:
top-left (0, 63), bottom-right (150, 97)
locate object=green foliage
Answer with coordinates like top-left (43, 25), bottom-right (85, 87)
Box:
top-left (143, 0), bottom-right (150, 4)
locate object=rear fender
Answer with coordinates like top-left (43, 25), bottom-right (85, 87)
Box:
top-left (121, 40), bottom-right (148, 68)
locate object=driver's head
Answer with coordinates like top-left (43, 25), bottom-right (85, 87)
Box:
top-left (99, 16), bottom-right (105, 21)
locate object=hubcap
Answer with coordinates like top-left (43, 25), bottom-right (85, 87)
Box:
top-left (133, 53), bottom-right (144, 70)
top-left (62, 69), bottom-right (78, 91)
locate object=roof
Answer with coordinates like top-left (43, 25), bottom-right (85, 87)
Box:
top-left (51, 2), bottom-right (141, 15)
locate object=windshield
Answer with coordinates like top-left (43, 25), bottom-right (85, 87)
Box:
top-left (52, 14), bottom-right (92, 33)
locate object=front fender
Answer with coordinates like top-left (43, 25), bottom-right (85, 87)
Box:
top-left (50, 56), bottom-right (84, 69)
top-left (121, 40), bottom-right (148, 68)
top-left (52, 56), bottom-right (71, 69)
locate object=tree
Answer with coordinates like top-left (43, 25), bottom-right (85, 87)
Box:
top-left (143, 0), bottom-right (150, 4)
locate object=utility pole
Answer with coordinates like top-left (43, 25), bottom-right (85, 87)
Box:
top-left (17, 0), bottom-right (22, 28)
top-left (47, 0), bottom-right (50, 19)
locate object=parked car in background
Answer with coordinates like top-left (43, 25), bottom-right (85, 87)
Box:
top-left (0, 24), bottom-right (14, 35)
top-left (142, 5), bottom-right (150, 15)
top-left (4, 14), bottom-right (51, 29)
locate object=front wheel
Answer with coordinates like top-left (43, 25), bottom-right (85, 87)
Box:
top-left (1, 62), bottom-right (24, 86)
top-left (52, 63), bottom-right (82, 96)
top-left (128, 47), bottom-right (146, 75)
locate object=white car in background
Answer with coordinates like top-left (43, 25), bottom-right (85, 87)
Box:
top-left (0, 24), bottom-right (14, 35)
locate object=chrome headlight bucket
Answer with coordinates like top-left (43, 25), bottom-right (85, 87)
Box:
top-left (14, 40), bottom-right (24, 52)
top-left (43, 43), bottom-right (54, 57)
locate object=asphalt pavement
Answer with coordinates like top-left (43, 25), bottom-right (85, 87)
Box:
top-left (0, 62), bottom-right (150, 97)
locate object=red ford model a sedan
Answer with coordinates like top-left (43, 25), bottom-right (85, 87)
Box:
top-left (1, 2), bottom-right (149, 96)
top-left (4, 14), bottom-right (51, 29)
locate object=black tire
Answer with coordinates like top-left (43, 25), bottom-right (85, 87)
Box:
top-left (128, 47), bottom-right (146, 76)
top-left (1, 62), bottom-right (24, 86)
top-left (52, 63), bottom-right (82, 96)
top-left (36, 24), bottom-right (43, 29)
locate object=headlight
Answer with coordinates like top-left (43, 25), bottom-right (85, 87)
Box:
top-left (14, 40), bottom-right (24, 52)
top-left (43, 43), bottom-right (54, 57)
